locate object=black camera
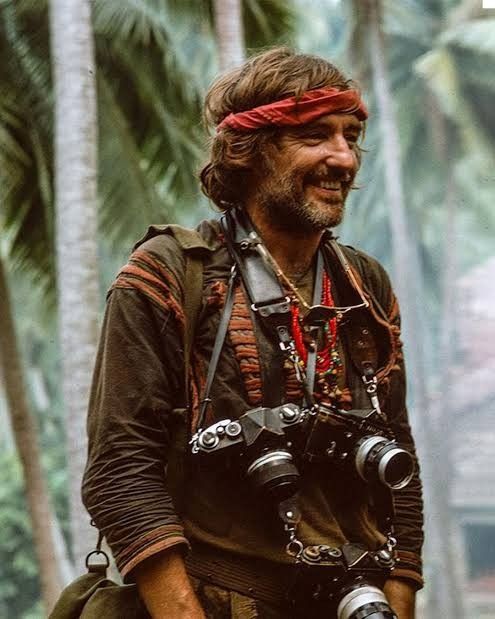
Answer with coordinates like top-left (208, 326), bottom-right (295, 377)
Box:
top-left (190, 403), bottom-right (306, 501)
top-left (304, 406), bottom-right (414, 491)
top-left (296, 543), bottom-right (397, 619)
top-left (191, 403), bottom-right (414, 502)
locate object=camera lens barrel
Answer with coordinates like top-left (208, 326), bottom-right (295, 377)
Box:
top-left (246, 450), bottom-right (299, 501)
top-left (337, 585), bottom-right (396, 619)
top-left (355, 436), bottom-right (414, 490)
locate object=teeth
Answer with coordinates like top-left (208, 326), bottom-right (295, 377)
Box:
top-left (317, 180), bottom-right (340, 190)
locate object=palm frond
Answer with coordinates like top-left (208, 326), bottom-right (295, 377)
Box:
top-left (97, 73), bottom-right (178, 245)
top-left (243, 0), bottom-right (297, 49)
top-left (441, 18), bottom-right (495, 56)
top-left (1, 0), bottom-right (296, 294)
top-left (386, 0), bottom-right (437, 47)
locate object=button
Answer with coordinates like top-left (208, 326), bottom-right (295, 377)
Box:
top-left (199, 431), bottom-right (218, 449)
top-left (225, 422), bottom-right (242, 438)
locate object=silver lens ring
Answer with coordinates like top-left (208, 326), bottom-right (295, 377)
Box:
top-left (378, 447), bottom-right (414, 489)
top-left (337, 585), bottom-right (389, 619)
top-left (355, 436), bottom-right (387, 481)
top-left (246, 450), bottom-right (293, 476)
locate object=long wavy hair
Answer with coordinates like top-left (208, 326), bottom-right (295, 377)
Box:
top-left (199, 47), bottom-right (362, 210)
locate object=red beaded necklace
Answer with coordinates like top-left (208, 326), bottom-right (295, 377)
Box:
top-left (290, 271), bottom-right (342, 383)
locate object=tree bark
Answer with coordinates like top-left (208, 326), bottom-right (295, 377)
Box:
top-left (0, 255), bottom-right (68, 614)
top-left (213, 0), bottom-right (245, 71)
top-left (365, 2), bottom-right (464, 617)
top-left (49, 0), bottom-right (100, 569)
top-left (426, 103), bottom-right (466, 617)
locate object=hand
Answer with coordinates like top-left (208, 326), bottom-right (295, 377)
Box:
top-left (134, 549), bottom-right (206, 619)
top-left (383, 578), bottom-right (416, 619)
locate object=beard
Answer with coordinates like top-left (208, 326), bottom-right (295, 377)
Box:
top-left (256, 167), bottom-right (348, 236)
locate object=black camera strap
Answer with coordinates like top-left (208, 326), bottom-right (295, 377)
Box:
top-left (195, 208), bottom-right (321, 432)
top-left (221, 210), bottom-right (324, 405)
top-left (195, 211), bottom-right (399, 567)
top-left (222, 209), bottom-right (291, 325)
top-left (196, 265), bottom-right (237, 432)
top-left (303, 249), bottom-right (324, 406)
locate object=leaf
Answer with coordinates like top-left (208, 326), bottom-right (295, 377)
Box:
top-left (441, 18), bottom-right (495, 55)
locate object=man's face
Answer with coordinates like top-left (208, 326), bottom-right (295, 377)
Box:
top-left (253, 113), bottom-right (362, 235)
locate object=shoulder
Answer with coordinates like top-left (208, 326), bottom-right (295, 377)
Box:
top-left (109, 219), bottom-right (222, 318)
top-left (134, 219), bottom-right (222, 276)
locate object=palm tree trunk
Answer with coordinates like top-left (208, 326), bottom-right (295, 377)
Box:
top-left (365, 2), bottom-right (464, 617)
top-left (427, 107), bottom-right (466, 616)
top-left (49, 0), bottom-right (100, 569)
top-left (213, 0), bottom-right (245, 70)
top-left (0, 255), bottom-right (67, 613)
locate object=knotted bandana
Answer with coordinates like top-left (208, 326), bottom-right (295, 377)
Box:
top-left (217, 87), bottom-right (368, 132)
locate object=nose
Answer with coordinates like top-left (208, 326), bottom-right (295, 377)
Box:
top-left (322, 135), bottom-right (357, 176)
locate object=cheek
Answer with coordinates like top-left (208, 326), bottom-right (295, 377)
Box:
top-left (350, 147), bottom-right (361, 171)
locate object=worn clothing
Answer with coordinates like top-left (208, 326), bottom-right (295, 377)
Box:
top-left (82, 220), bottom-right (424, 603)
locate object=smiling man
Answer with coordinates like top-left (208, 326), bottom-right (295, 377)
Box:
top-left (83, 48), bottom-right (424, 618)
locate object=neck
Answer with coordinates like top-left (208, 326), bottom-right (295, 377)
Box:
top-left (245, 205), bottom-right (323, 280)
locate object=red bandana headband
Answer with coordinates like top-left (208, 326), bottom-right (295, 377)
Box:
top-left (217, 87), bottom-right (368, 132)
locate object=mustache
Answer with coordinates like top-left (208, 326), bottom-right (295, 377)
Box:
top-left (305, 169), bottom-right (353, 183)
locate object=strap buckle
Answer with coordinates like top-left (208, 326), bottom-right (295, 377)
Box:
top-left (251, 296), bottom-right (291, 317)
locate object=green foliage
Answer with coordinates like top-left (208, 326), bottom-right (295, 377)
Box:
top-left (0, 0), bottom-right (297, 289)
top-left (0, 266), bottom-right (70, 619)
top-left (0, 1), bottom-right (296, 614)
top-left (0, 450), bottom-right (66, 619)
top-left (298, 0), bottom-right (495, 379)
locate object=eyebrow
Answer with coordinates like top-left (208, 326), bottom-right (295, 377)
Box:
top-left (292, 120), bottom-right (362, 136)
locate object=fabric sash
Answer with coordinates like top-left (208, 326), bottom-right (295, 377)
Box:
top-left (217, 87), bottom-right (368, 132)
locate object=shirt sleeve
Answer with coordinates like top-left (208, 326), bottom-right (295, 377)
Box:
top-left (353, 249), bottom-right (424, 588)
top-left (384, 295), bottom-right (424, 589)
top-left (82, 248), bottom-right (190, 580)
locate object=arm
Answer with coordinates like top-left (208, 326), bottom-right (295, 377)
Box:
top-left (386, 298), bottom-right (424, 589)
top-left (82, 245), bottom-right (197, 585)
top-left (384, 578), bottom-right (416, 619)
top-left (383, 295), bottom-right (424, 595)
top-left (134, 549), bottom-right (205, 619)
top-left (354, 251), bottom-right (425, 590)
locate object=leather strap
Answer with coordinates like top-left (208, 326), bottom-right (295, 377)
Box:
top-left (221, 210), bottom-right (326, 408)
top-left (196, 266), bottom-right (237, 430)
top-left (304, 250), bottom-right (324, 405)
top-left (222, 210), bottom-right (291, 327)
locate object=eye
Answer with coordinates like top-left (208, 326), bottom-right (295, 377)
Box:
top-left (302, 131), bottom-right (328, 143)
top-left (345, 133), bottom-right (360, 145)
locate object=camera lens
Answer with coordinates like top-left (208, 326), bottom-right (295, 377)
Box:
top-left (355, 436), bottom-right (414, 490)
top-left (246, 450), bottom-right (299, 501)
top-left (337, 584), bottom-right (396, 619)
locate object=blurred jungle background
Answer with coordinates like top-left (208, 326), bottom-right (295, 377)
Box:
top-left (1, 0), bottom-right (494, 617)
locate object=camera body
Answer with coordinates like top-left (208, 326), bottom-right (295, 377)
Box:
top-left (294, 543), bottom-right (397, 619)
top-left (191, 402), bottom-right (414, 500)
top-left (190, 403), bottom-right (407, 618)
top-left (191, 403), bottom-right (306, 501)
top-left (304, 405), bottom-right (415, 490)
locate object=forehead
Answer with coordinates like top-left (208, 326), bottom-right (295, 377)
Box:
top-left (293, 113), bottom-right (363, 133)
